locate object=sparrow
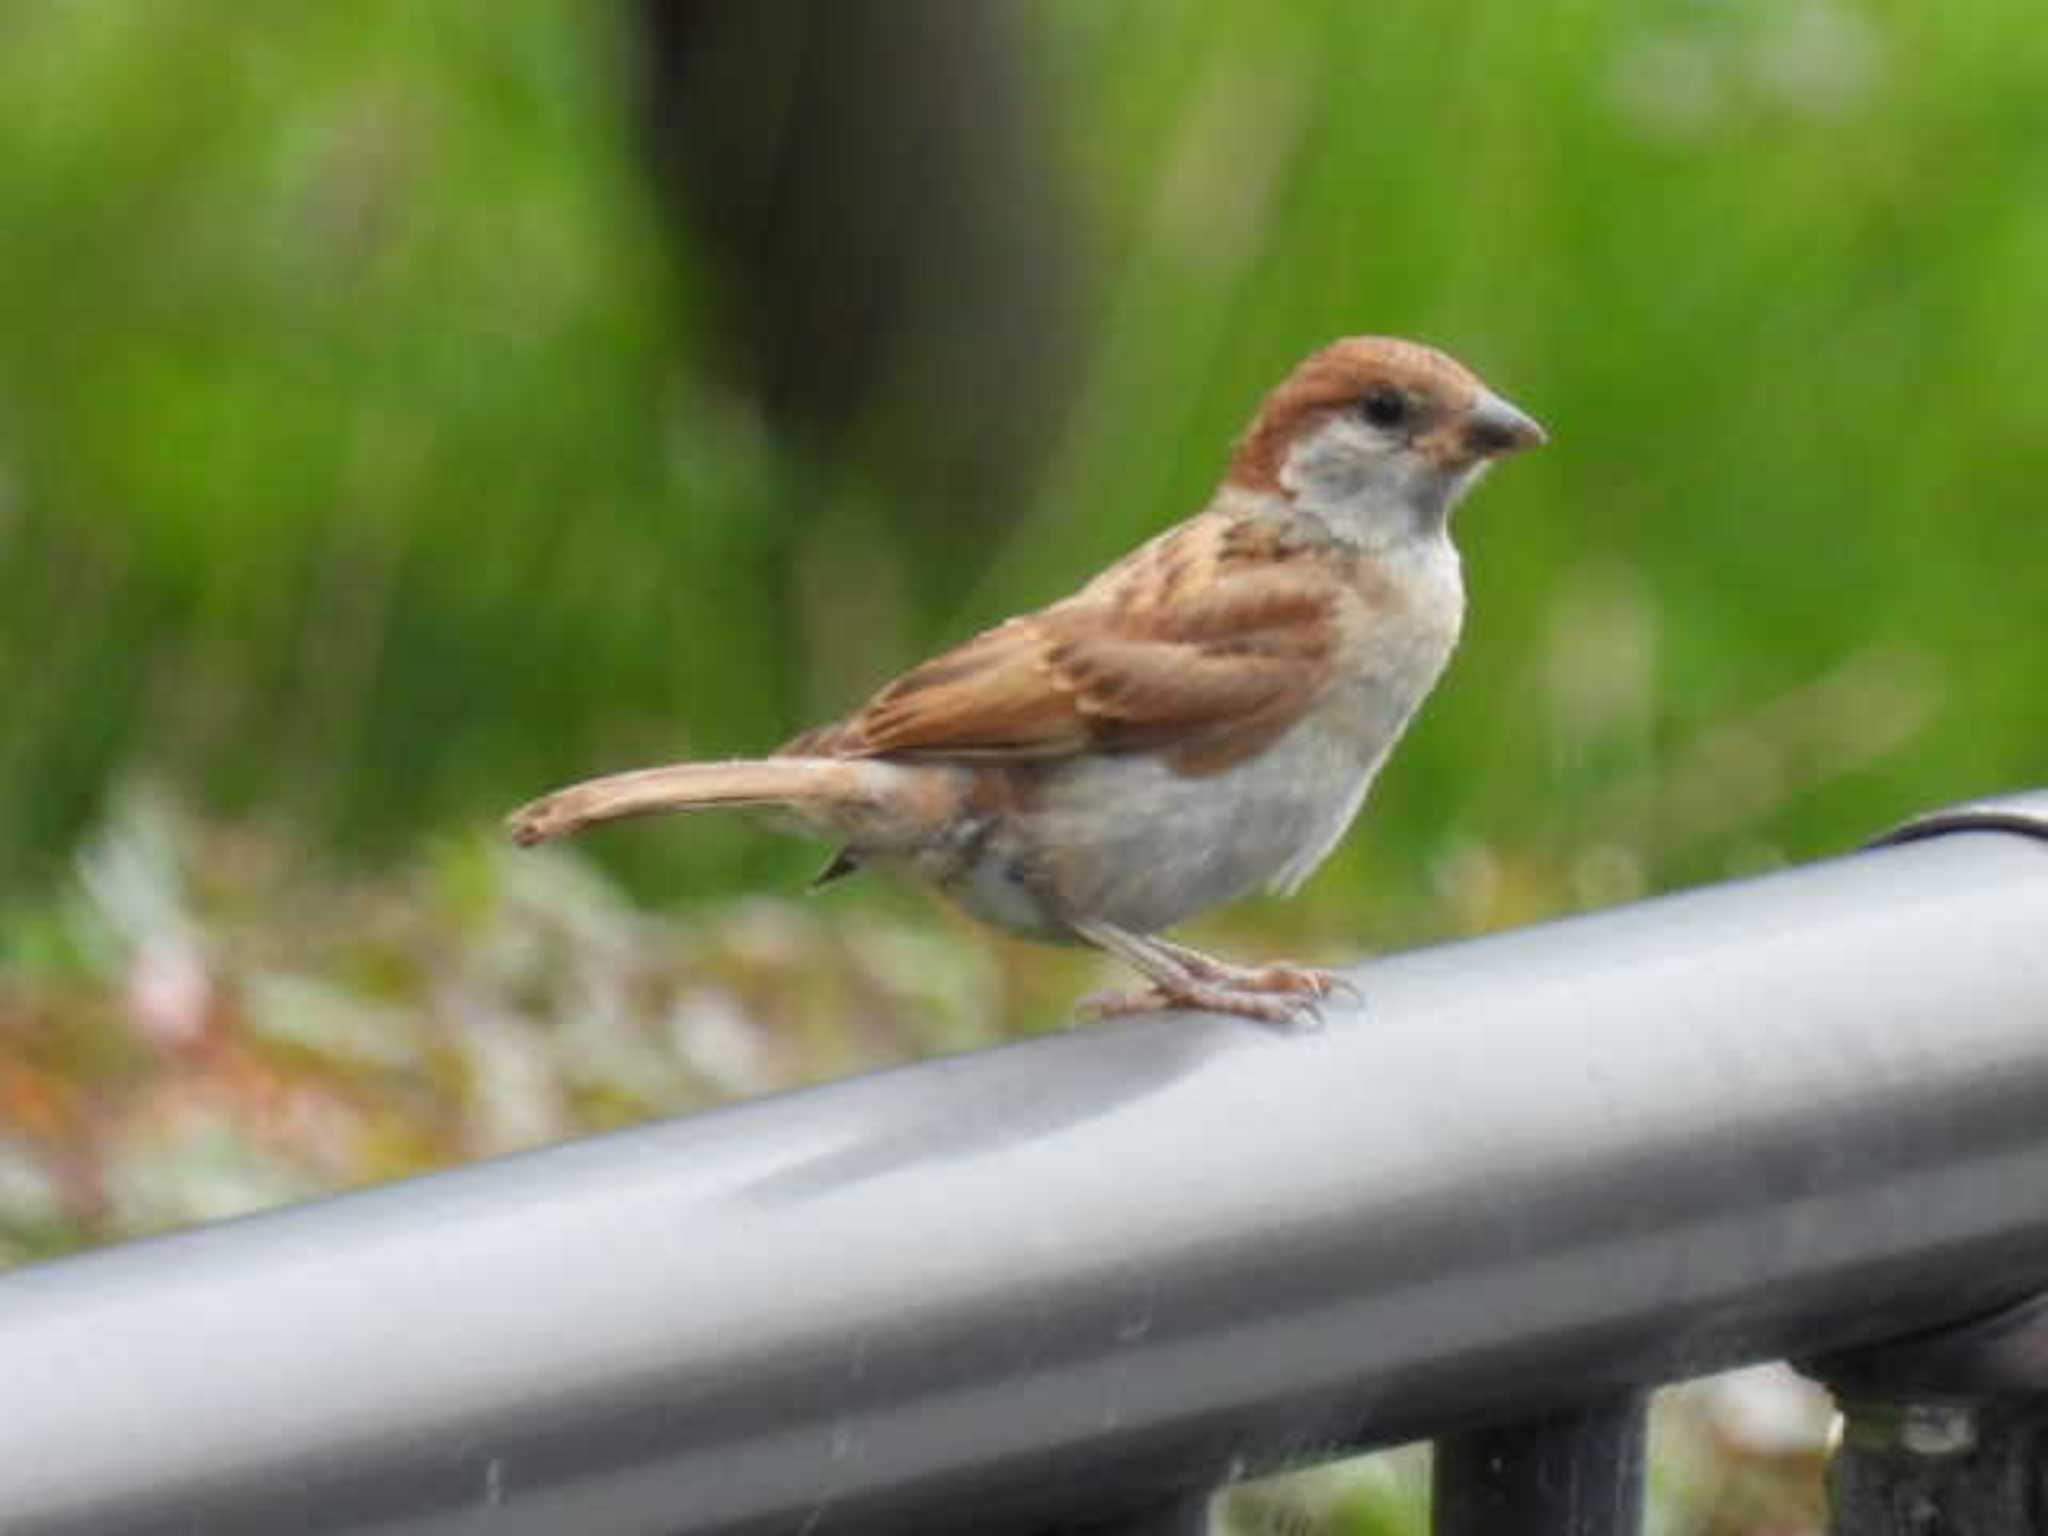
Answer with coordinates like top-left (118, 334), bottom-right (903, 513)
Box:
top-left (508, 337), bottom-right (1544, 1024)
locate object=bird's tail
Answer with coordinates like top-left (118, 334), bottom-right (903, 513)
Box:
top-left (506, 757), bottom-right (886, 846)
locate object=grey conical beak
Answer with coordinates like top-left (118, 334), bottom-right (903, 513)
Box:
top-left (1464, 389), bottom-right (1547, 457)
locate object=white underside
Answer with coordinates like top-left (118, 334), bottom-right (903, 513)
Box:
top-left (938, 531), bottom-right (1465, 938)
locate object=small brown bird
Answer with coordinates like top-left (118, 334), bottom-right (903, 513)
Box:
top-left (509, 337), bottom-right (1543, 1023)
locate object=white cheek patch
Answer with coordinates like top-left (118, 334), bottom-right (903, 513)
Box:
top-left (1280, 419), bottom-right (1457, 544)
top-left (1280, 418), bottom-right (1390, 503)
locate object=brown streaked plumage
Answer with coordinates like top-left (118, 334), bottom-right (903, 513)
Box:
top-left (509, 336), bottom-right (1544, 1025)
top-left (785, 512), bottom-right (1349, 776)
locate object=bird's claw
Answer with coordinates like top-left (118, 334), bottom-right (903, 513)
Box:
top-left (1248, 962), bottom-right (1357, 1001)
top-left (1078, 980), bottom-right (1327, 1030)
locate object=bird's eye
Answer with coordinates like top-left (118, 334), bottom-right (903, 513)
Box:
top-left (1360, 387), bottom-right (1409, 429)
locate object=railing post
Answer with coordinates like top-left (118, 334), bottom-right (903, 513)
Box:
top-left (1432, 1393), bottom-right (1647, 1536)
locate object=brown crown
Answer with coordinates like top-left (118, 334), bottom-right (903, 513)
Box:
top-left (1225, 336), bottom-right (1486, 494)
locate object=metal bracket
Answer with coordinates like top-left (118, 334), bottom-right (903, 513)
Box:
top-left (1807, 1291), bottom-right (2048, 1401)
top-left (1803, 794), bottom-right (2048, 1534)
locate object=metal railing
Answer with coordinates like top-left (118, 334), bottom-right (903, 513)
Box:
top-left (4, 791), bottom-right (2047, 1536)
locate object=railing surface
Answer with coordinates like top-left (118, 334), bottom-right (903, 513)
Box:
top-left (2, 792), bottom-right (2046, 1536)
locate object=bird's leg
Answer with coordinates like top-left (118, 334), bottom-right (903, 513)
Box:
top-left (1071, 922), bottom-right (1330, 1028)
top-left (1144, 935), bottom-right (1358, 1002)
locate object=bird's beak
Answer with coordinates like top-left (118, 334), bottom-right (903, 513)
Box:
top-left (1463, 389), bottom-right (1547, 458)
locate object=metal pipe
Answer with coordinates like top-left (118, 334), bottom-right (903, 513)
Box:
top-left (3, 794), bottom-right (2047, 1536)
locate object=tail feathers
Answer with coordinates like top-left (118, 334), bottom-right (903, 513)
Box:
top-left (506, 758), bottom-right (874, 846)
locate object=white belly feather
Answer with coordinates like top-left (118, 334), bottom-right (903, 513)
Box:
top-left (977, 534), bottom-right (1465, 936)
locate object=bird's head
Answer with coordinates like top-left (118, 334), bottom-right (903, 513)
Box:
top-left (1226, 336), bottom-right (1544, 540)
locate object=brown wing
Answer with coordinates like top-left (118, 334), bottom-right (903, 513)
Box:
top-left (781, 514), bottom-right (1354, 776)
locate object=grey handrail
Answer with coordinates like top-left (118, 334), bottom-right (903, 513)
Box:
top-left (4, 793), bottom-right (2047, 1536)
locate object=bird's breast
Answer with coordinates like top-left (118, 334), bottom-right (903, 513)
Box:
top-left (925, 536), bottom-right (1466, 940)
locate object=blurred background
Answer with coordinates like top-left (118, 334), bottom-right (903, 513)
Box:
top-left (2, 0), bottom-right (2042, 1528)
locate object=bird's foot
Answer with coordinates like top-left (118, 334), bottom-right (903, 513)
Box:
top-left (1078, 976), bottom-right (1329, 1029)
top-left (1170, 953), bottom-right (1357, 1002)
top-left (1070, 922), bottom-right (1358, 1029)
top-left (1144, 940), bottom-right (1359, 1005)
